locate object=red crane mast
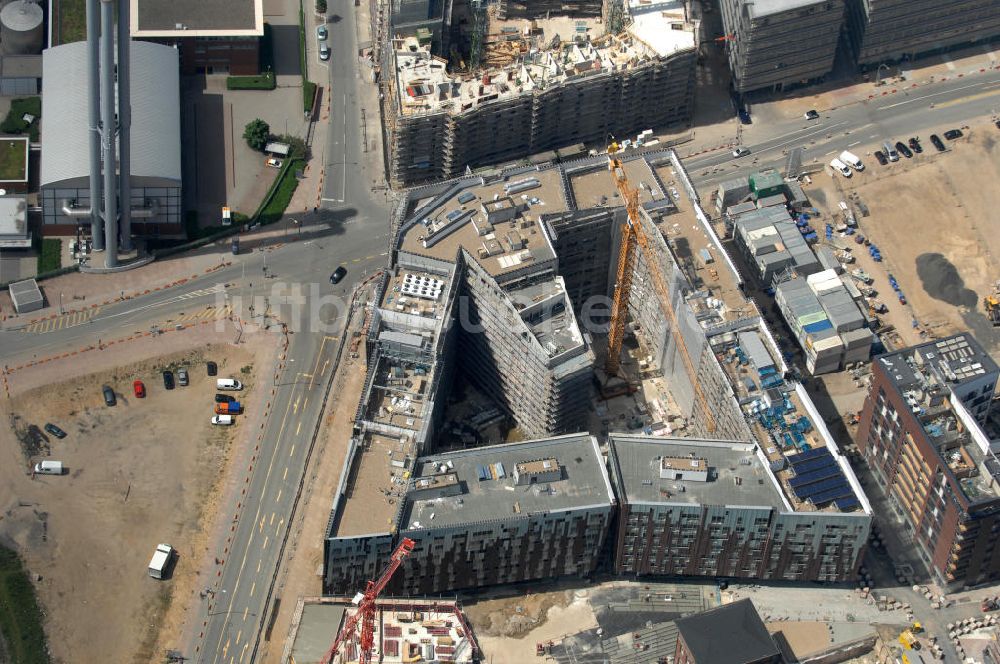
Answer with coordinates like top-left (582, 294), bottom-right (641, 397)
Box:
top-left (321, 538), bottom-right (416, 664)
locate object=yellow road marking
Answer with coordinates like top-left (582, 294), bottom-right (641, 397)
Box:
top-left (292, 396), bottom-right (301, 414)
top-left (258, 516), bottom-right (265, 533)
top-left (222, 639), bottom-right (230, 659)
top-left (935, 87), bottom-right (1000, 109)
top-left (235, 630), bottom-right (242, 644)
top-left (208, 372), bottom-right (302, 664)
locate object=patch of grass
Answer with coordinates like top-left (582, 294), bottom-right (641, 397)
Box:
top-left (0, 545), bottom-right (51, 664)
top-left (257, 160), bottom-right (302, 225)
top-left (226, 72), bottom-right (277, 91)
top-left (37, 238), bottom-right (62, 274)
top-left (303, 81), bottom-right (317, 113)
top-left (0, 139), bottom-right (26, 181)
top-left (1, 97), bottom-right (41, 142)
top-left (298, 1), bottom-right (316, 114)
top-left (57, 0), bottom-right (86, 44)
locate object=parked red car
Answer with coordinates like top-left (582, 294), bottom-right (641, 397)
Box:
top-left (133, 380), bottom-right (146, 398)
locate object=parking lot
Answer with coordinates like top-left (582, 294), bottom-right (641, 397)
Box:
top-left (0, 345), bottom-right (261, 663)
top-left (802, 117), bottom-right (1000, 353)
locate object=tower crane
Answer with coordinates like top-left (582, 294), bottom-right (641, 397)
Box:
top-left (321, 538), bottom-right (416, 664)
top-left (604, 140), bottom-right (716, 433)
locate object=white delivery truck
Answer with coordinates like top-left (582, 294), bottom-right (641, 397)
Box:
top-left (830, 158), bottom-right (852, 177)
top-left (839, 150), bottom-right (865, 171)
top-left (33, 460), bottom-right (64, 475)
top-left (216, 378), bottom-right (243, 391)
top-left (148, 543), bottom-right (174, 579)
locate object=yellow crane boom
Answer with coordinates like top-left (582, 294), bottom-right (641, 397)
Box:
top-left (604, 148), bottom-right (716, 433)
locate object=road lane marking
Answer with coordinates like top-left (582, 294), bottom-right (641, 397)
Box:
top-left (292, 396), bottom-right (301, 414)
top-left (848, 141), bottom-right (860, 147)
top-left (283, 466), bottom-right (288, 480)
top-left (303, 397), bottom-right (309, 410)
top-left (258, 516), bottom-right (265, 533)
top-left (878, 80), bottom-right (1000, 110)
top-left (289, 444), bottom-right (295, 457)
top-left (276, 488), bottom-right (283, 502)
top-left (263, 535), bottom-right (269, 548)
top-left (276, 518), bottom-right (284, 536)
top-left (208, 371), bottom-right (303, 663)
top-left (933, 86), bottom-right (1000, 109)
top-left (295, 421), bottom-right (302, 436)
top-left (223, 639), bottom-right (230, 659)
top-left (24, 307), bottom-right (102, 334)
top-left (270, 512), bottom-right (275, 525)
top-left (236, 630), bottom-right (242, 644)
top-left (250, 582), bottom-right (255, 597)
top-left (256, 559), bottom-right (262, 573)
top-left (243, 606), bottom-right (249, 621)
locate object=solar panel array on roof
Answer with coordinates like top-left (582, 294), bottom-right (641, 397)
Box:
top-left (787, 448), bottom-right (856, 508)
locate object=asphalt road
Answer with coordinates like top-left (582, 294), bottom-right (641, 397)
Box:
top-left (685, 71), bottom-right (1000, 190)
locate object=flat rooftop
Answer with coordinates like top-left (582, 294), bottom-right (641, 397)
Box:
top-left (402, 434), bottom-right (615, 531)
top-left (610, 435), bottom-right (786, 509)
top-left (398, 171), bottom-right (564, 278)
top-left (626, 0), bottom-right (697, 57)
top-left (131, 0), bottom-right (263, 35)
top-left (393, 14), bottom-right (694, 117)
top-left (569, 159), bottom-right (664, 210)
top-left (508, 277), bottom-right (584, 359)
top-left (334, 432), bottom-right (416, 537)
top-left (879, 334), bottom-right (999, 392)
top-left (745, 0), bottom-right (829, 18)
top-left (652, 162), bottom-right (751, 320)
top-left (381, 268), bottom-right (449, 321)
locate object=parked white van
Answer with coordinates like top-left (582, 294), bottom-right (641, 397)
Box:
top-left (216, 378), bottom-right (243, 391)
top-left (148, 543), bottom-right (174, 579)
top-left (211, 414), bottom-right (235, 426)
top-left (33, 460), bottom-right (64, 475)
top-left (838, 150), bottom-right (864, 171)
top-left (830, 158), bottom-right (852, 177)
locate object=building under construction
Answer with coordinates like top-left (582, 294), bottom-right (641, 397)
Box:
top-left (324, 146), bottom-right (872, 595)
top-left (383, 0), bottom-right (699, 187)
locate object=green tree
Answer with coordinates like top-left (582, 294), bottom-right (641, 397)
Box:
top-left (243, 118), bottom-right (271, 152)
top-left (316, 0), bottom-right (327, 13)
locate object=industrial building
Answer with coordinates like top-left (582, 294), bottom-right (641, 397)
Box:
top-left (40, 41), bottom-right (183, 240)
top-left (384, 0), bottom-right (697, 187)
top-left (130, 0), bottom-right (264, 75)
top-left (325, 146), bottom-right (873, 596)
top-left (0, 1), bottom-right (45, 55)
top-left (856, 334), bottom-right (1000, 590)
top-left (719, 0), bottom-right (845, 94)
top-left (845, 0), bottom-right (1000, 68)
top-left (674, 599), bottom-right (781, 664)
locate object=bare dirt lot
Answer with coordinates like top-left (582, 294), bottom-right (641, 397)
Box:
top-left (804, 120), bottom-right (1000, 352)
top-left (0, 344), bottom-right (262, 664)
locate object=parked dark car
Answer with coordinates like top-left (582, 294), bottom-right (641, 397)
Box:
top-left (330, 266), bottom-right (347, 285)
top-left (44, 423), bottom-right (67, 439)
top-left (943, 129), bottom-right (963, 140)
top-left (995, 119), bottom-right (1000, 130)
top-left (738, 108), bottom-right (752, 124)
top-left (930, 134), bottom-right (945, 151)
top-left (907, 137), bottom-right (923, 153)
top-left (215, 394), bottom-right (237, 403)
top-left (874, 150), bottom-right (888, 165)
top-left (804, 109), bottom-right (820, 120)
top-left (207, 361), bottom-right (218, 376)
top-left (162, 371), bottom-right (175, 390)
top-left (895, 141), bottom-right (913, 158)
top-left (102, 385), bottom-right (116, 406)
